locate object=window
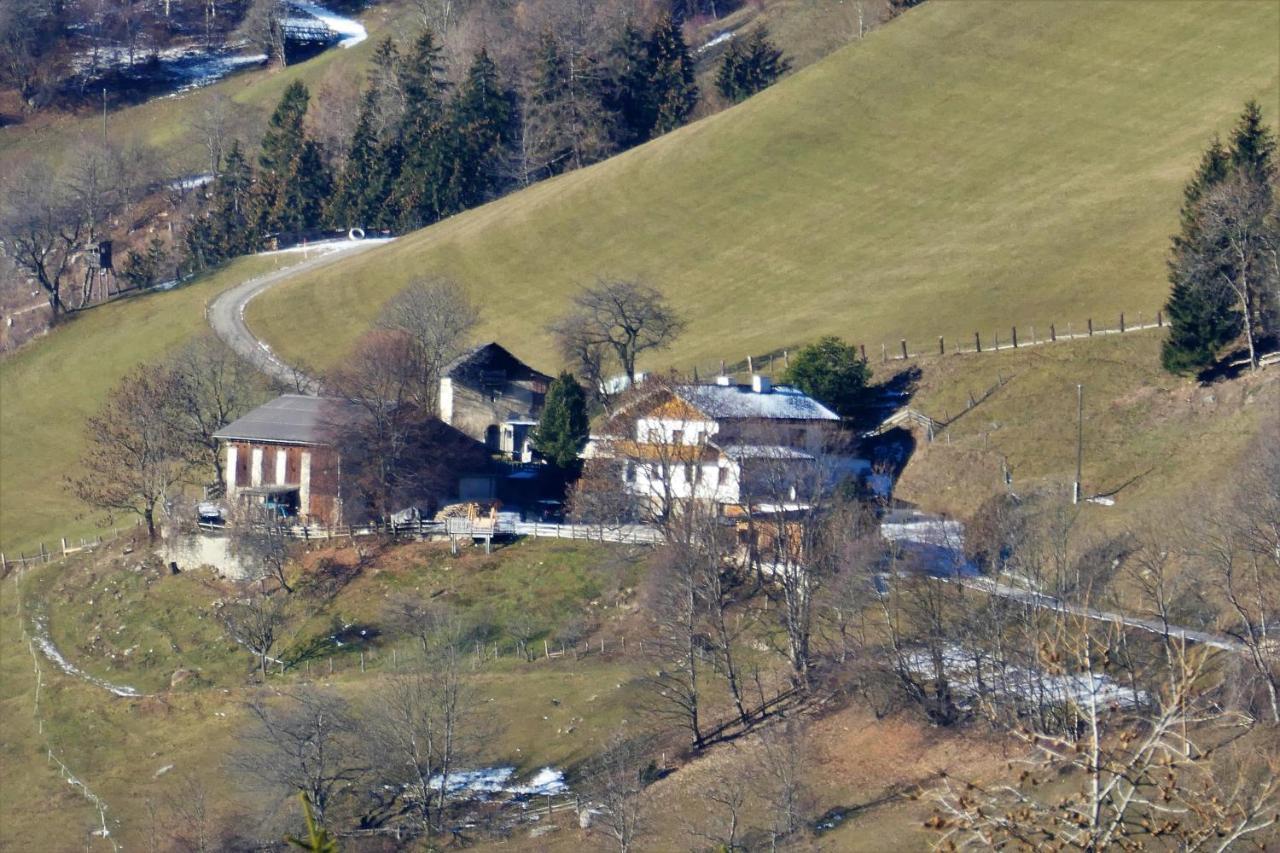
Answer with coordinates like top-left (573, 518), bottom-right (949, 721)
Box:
top-left (624, 462), bottom-right (636, 484)
top-left (672, 428), bottom-right (684, 445)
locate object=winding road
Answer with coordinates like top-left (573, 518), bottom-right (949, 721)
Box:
top-left (206, 239), bottom-right (390, 392)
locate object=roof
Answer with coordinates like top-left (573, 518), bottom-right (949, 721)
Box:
top-left (212, 395), bottom-right (360, 446)
top-left (717, 444), bottom-right (816, 461)
top-left (673, 383), bottom-right (840, 422)
top-left (444, 342), bottom-right (551, 385)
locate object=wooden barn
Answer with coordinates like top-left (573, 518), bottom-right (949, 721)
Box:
top-left (439, 342), bottom-right (551, 459)
top-left (213, 395), bottom-right (356, 527)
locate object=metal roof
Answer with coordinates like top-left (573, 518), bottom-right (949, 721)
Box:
top-left (212, 395), bottom-right (359, 446)
top-left (674, 384), bottom-right (840, 422)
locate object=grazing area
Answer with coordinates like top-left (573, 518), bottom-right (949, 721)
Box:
top-left (249, 0), bottom-right (1279, 375)
top-left (888, 332), bottom-right (1280, 523)
top-left (0, 253), bottom-right (312, 557)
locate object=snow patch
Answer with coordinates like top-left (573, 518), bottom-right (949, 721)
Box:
top-left (428, 766), bottom-right (568, 799)
top-left (288, 0), bottom-right (367, 47)
top-left (30, 616), bottom-right (142, 697)
top-left (699, 32), bottom-right (733, 53)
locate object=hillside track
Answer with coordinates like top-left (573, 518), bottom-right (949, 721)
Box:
top-left (207, 239), bottom-right (391, 391)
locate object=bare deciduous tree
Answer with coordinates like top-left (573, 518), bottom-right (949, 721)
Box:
top-left (375, 276), bottom-right (480, 415)
top-left (166, 334), bottom-right (273, 494)
top-left (69, 365), bottom-right (189, 539)
top-left (369, 645), bottom-right (476, 835)
top-left (234, 689), bottom-right (365, 830)
top-left (1, 160), bottom-right (88, 317)
top-left (217, 589), bottom-right (288, 677)
top-left (582, 734), bottom-right (651, 853)
top-left (550, 278), bottom-right (684, 400)
top-left (228, 503), bottom-right (295, 593)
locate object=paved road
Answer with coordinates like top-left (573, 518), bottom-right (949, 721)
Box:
top-left (206, 240), bottom-right (388, 392)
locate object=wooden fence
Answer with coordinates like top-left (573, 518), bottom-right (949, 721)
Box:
top-left (704, 309), bottom-right (1167, 379)
top-left (200, 518), bottom-right (664, 546)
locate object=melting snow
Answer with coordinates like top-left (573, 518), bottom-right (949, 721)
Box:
top-left (289, 0), bottom-right (368, 48)
top-left (905, 644), bottom-right (1148, 709)
top-left (30, 616), bottom-right (142, 697)
top-left (699, 32), bottom-right (733, 53)
top-left (429, 767), bottom-right (568, 799)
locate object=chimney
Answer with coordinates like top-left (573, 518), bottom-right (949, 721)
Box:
top-left (716, 374), bottom-right (733, 387)
top-left (752, 374), bottom-right (772, 394)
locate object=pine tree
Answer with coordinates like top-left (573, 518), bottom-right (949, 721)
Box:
top-left (783, 336), bottom-right (869, 418)
top-left (449, 49), bottom-right (516, 211)
top-left (647, 13), bottom-right (699, 137)
top-left (328, 88), bottom-right (382, 228)
top-left (603, 21), bottom-right (655, 148)
top-left (1162, 138), bottom-right (1240, 374)
top-left (533, 372), bottom-right (590, 472)
top-left (1228, 100), bottom-right (1276, 182)
top-left (716, 26), bottom-right (791, 104)
top-left (185, 139), bottom-right (256, 270)
top-left (254, 81), bottom-right (316, 237)
top-left (390, 28), bottom-right (451, 229)
top-left (1162, 104), bottom-right (1279, 374)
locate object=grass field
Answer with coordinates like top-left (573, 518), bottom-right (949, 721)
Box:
top-left (248, 0), bottom-right (1280, 377)
top-left (889, 332), bottom-right (1279, 524)
top-left (0, 253), bottom-right (314, 557)
top-left (0, 4), bottom-right (401, 175)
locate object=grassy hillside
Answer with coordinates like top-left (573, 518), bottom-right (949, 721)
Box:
top-left (0, 254), bottom-right (312, 557)
top-left (249, 0), bottom-right (1280, 376)
top-left (886, 332), bottom-right (1278, 523)
top-left (0, 4), bottom-right (406, 174)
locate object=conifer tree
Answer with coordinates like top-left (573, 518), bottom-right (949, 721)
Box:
top-left (448, 49), bottom-right (516, 211)
top-left (328, 89), bottom-right (383, 228)
top-left (647, 13), bottom-right (699, 137)
top-left (1162, 104), bottom-right (1279, 374)
top-left (390, 28), bottom-right (451, 229)
top-left (533, 372), bottom-right (590, 472)
top-left (185, 139), bottom-right (256, 269)
top-left (603, 21), bottom-right (655, 148)
top-left (716, 26), bottom-right (791, 103)
top-left (1162, 137), bottom-right (1239, 374)
top-left (253, 81), bottom-right (330, 237)
top-left (783, 336), bottom-right (869, 418)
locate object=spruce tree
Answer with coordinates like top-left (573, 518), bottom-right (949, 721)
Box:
top-left (719, 26), bottom-right (791, 103)
top-left (647, 13), bottom-right (699, 137)
top-left (185, 139), bottom-right (256, 269)
top-left (1162, 138), bottom-right (1239, 374)
top-left (254, 81), bottom-right (319, 237)
top-left (449, 49), bottom-right (516, 211)
top-left (390, 29), bottom-right (451, 229)
top-left (1162, 104), bottom-right (1279, 374)
top-left (783, 336), bottom-right (869, 418)
top-left (329, 89), bottom-right (382, 228)
top-left (603, 21), bottom-right (655, 148)
top-left (533, 372), bottom-right (590, 472)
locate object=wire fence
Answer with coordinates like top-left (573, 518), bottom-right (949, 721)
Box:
top-left (11, 564), bottom-right (122, 850)
top-left (701, 309), bottom-right (1167, 379)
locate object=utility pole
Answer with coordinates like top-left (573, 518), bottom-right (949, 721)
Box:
top-left (1073, 383), bottom-right (1084, 504)
top-left (102, 88), bottom-right (108, 147)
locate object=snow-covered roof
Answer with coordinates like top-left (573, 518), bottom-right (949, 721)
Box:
top-left (674, 383), bottom-right (839, 422)
top-left (717, 444), bottom-right (815, 461)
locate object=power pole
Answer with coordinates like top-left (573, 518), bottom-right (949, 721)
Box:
top-left (1073, 383), bottom-right (1084, 504)
top-left (102, 88), bottom-right (108, 147)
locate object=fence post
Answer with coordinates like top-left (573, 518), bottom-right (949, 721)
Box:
top-left (900, 339), bottom-right (908, 360)
top-left (1119, 312), bottom-right (1125, 333)
top-left (1157, 310), bottom-right (1163, 328)
top-left (860, 344), bottom-right (867, 362)
top-left (938, 336), bottom-right (945, 355)
top-left (360, 651), bottom-right (366, 673)
top-left (544, 639), bottom-right (550, 659)
top-left (994, 331), bottom-right (999, 351)
top-left (61, 538), bottom-right (67, 555)
top-left (881, 343), bottom-right (887, 364)
top-left (975, 331), bottom-right (981, 353)
top-left (1088, 318), bottom-right (1093, 336)
top-left (1051, 323), bottom-right (1057, 342)
top-left (1011, 327), bottom-right (1018, 348)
